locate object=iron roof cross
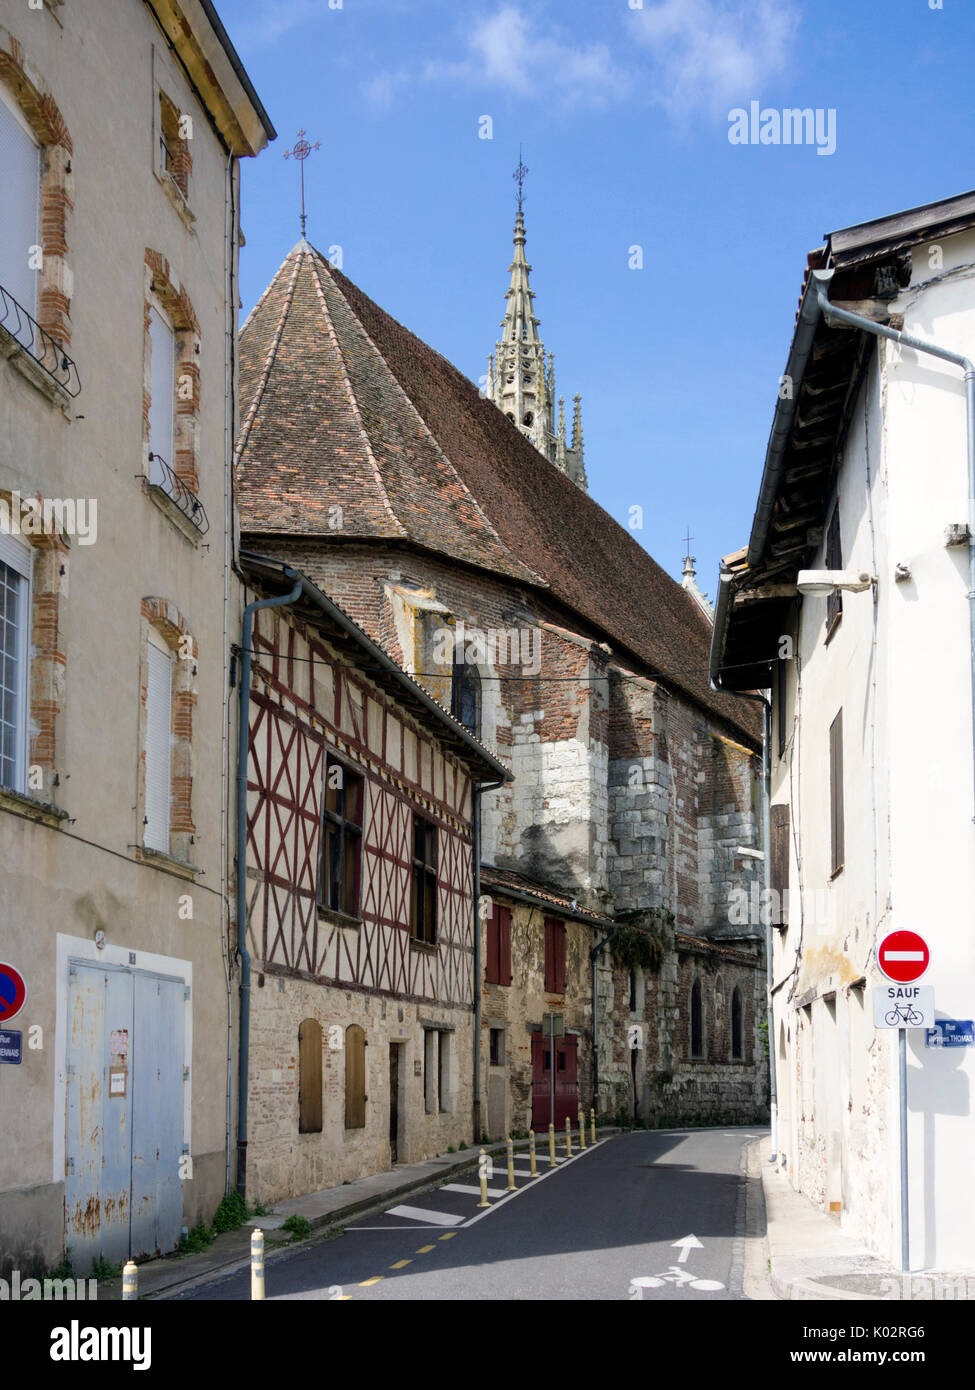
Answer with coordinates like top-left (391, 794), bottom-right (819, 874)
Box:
top-left (284, 129), bottom-right (320, 238)
top-left (514, 146), bottom-right (528, 214)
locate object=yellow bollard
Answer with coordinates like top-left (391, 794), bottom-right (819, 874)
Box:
top-left (251, 1228), bottom-right (265, 1301)
top-left (529, 1129), bottom-right (538, 1177)
top-left (565, 1114), bottom-right (573, 1158)
top-left (548, 1122), bottom-right (557, 1165)
top-left (578, 1108), bottom-right (587, 1149)
top-left (477, 1147), bottom-right (491, 1207)
top-left (506, 1136), bottom-right (517, 1191)
top-left (590, 1108), bottom-right (597, 1146)
top-left (122, 1261), bottom-right (138, 1301)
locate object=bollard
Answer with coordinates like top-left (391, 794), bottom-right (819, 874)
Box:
top-left (477, 1147), bottom-right (491, 1207)
top-left (251, 1227), bottom-right (265, 1301)
top-left (529, 1128), bottom-right (538, 1177)
top-left (506, 1136), bottom-right (517, 1192)
top-left (578, 1108), bottom-right (587, 1149)
top-left (122, 1261), bottom-right (138, 1301)
top-left (590, 1108), bottom-right (597, 1146)
top-left (565, 1114), bottom-right (573, 1158)
top-left (548, 1122), bottom-right (557, 1165)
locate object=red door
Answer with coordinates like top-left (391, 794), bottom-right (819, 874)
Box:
top-left (531, 1035), bottom-right (579, 1129)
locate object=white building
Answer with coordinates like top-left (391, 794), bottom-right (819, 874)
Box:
top-left (711, 188), bottom-right (975, 1272)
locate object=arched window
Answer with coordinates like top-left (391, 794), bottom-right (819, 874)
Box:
top-left (731, 987), bottom-right (743, 1060)
top-left (298, 1018), bottom-right (322, 1133)
top-left (451, 652), bottom-right (481, 739)
top-left (629, 968), bottom-right (637, 1013)
top-left (523, 411), bottom-right (534, 427)
top-left (345, 1024), bottom-right (366, 1129)
top-left (690, 978), bottom-right (704, 1059)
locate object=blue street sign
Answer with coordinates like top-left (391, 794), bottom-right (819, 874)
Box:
top-left (925, 1019), bottom-right (975, 1049)
top-left (0, 1029), bottom-right (22, 1064)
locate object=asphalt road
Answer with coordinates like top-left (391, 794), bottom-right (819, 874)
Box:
top-left (174, 1126), bottom-right (766, 1302)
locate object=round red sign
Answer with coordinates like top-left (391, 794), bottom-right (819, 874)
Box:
top-left (0, 961), bottom-right (26, 1024)
top-left (877, 930), bottom-right (929, 984)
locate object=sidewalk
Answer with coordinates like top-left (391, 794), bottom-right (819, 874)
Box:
top-left (101, 1128), bottom-right (619, 1300)
top-left (758, 1136), bottom-right (968, 1300)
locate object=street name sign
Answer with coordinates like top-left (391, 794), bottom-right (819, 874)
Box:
top-left (925, 1019), bottom-right (974, 1048)
top-left (0, 1029), bottom-right (22, 1064)
top-left (877, 931), bottom-right (929, 984)
top-left (874, 985), bottom-right (934, 1029)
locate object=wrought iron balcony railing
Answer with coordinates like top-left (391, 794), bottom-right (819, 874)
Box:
top-left (0, 280), bottom-right (81, 397)
top-left (147, 453), bottom-right (210, 535)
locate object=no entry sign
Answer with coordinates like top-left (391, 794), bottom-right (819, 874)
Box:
top-left (0, 962), bottom-right (26, 1024)
top-left (877, 931), bottom-right (929, 984)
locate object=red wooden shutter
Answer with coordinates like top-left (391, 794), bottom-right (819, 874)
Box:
top-left (499, 905), bottom-right (512, 986)
top-left (544, 917), bottom-right (555, 991)
top-left (486, 904), bottom-right (500, 984)
top-left (555, 923), bottom-right (566, 994)
top-left (544, 918), bottom-right (565, 993)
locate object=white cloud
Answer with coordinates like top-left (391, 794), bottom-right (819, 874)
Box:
top-left (630, 0), bottom-right (800, 114)
top-left (229, 0), bottom-right (322, 49)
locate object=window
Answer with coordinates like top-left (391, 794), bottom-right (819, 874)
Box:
top-left (544, 918), bottom-right (566, 994)
top-left (731, 988), bottom-right (743, 1060)
top-left (690, 978), bottom-right (704, 1058)
top-left (298, 1018), bottom-right (322, 1133)
top-left (0, 533), bottom-right (31, 792)
top-left (319, 755), bottom-right (363, 917)
top-left (776, 656), bottom-right (788, 759)
top-left (825, 506), bottom-right (843, 634)
top-left (411, 814), bottom-right (437, 943)
top-left (829, 710), bottom-right (844, 876)
top-left (148, 303), bottom-right (175, 481)
top-left (438, 1030), bottom-right (452, 1112)
top-left (158, 90), bottom-right (191, 202)
top-left (345, 1024), bottom-right (366, 1129)
top-left (770, 804), bottom-right (790, 927)
top-left (629, 968), bottom-right (637, 1013)
top-left (144, 626), bottom-right (174, 852)
top-left (424, 1028), bottom-right (438, 1113)
top-left (489, 1028), bottom-right (505, 1066)
top-left (451, 652), bottom-right (481, 739)
top-left (485, 902), bottom-right (512, 985)
top-left (0, 84), bottom-right (40, 342)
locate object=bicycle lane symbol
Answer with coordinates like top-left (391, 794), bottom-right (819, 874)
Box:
top-left (629, 1266), bottom-right (725, 1296)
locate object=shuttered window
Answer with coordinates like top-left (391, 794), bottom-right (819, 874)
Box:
top-left (144, 628), bottom-right (173, 852)
top-left (298, 1018), bottom-right (322, 1134)
top-left (825, 507), bottom-right (843, 634)
top-left (0, 533), bottom-right (31, 792)
top-left (345, 1023), bottom-right (366, 1129)
top-left (770, 803), bottom-right (790, 927)
top-left (829, 710), bottom-right (844, 876)
top-left (319, 755), bottom-right (363, 917)
top-left (544, 918), bottom-right (566, 994)
top-left (485, 902), bottom-right (512, 985)
top-left (411, 815), bottom-right (437, 944)
top-left (0, 85), bottom-right (40, 340)
top-left (148, 305), bottom-right (175, 482)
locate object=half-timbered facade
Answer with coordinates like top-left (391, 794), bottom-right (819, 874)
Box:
top-left (239, 556), bottom-right (508, 1202)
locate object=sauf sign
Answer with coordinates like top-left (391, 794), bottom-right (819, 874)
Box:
top-left (874, 931), bottom-right (933, 1028)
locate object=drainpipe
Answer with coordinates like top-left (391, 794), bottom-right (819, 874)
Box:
top-left (711, 569), bottom-right (777, 1159)
top-left (472, 778), bottom-right (505, 1143)
top-left (235, 573), bottom-right (302, 1196)
top-left (812, 268), bottom-right (975, 825)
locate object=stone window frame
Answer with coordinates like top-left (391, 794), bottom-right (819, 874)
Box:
top-left (0, 25), bottom-right (74, 356)
top-left (0, 493), bottom-right (69, 811)
top-left (156, 87), bottom-right (193, 205)
top-left (142, 249), bottom-right (201, 496)
top-left (730, 985), bottom-right (744, 1060)
top-left (136, 596), bottom-right (197, 869)
top-left (689, 975), bottom-right (705, 1060)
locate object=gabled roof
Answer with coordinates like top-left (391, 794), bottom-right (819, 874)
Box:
top-left (237, 241), bottom-right (760, 741)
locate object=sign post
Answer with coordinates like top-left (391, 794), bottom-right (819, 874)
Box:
top-left (876, 930), bottom-right (930, 1274)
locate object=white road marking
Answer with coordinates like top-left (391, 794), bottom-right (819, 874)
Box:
top-left (442, 1183), bottom-right (508, 1197)
top-left (384, 1205), bottom-right (465, 1227)
top-left (671, 1234), bottom-right (703, 1263)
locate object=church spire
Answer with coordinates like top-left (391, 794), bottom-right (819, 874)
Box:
top-left (485, 155), bottom-right (587, 491)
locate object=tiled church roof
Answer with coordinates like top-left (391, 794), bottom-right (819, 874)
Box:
top-left (237, 241), bottom-right (760, 741)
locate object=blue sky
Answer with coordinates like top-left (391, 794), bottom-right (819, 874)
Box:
top-left (218, 0), bottom-right (974, 595)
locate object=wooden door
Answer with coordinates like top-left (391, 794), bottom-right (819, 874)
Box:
top-left (388, 1044), bottom-right (400, 1164)
top-left (531, 1034), bottom-right (579, 1129)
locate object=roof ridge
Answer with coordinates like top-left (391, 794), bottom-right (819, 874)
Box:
top-left (313, 248), bottom-right (542, 585)
top-left (236, 248), bottom-right (303, 462)
top-left (305, 251), bottom-right (407, 539)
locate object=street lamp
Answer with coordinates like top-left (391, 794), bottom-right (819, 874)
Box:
top-left (796, 569), bottom-right (875, 596)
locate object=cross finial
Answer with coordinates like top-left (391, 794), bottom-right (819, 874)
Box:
top-left (514, 144), bottom-right (528, 214)
top-left (683, 526), bottom-right (694, 560)
top-left (284, 128), bottom-right (321, 238)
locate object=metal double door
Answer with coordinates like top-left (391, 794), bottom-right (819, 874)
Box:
top-left (65, 959), bottom-right (185, 1269)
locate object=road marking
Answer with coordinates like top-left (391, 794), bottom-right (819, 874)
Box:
top-left (389, 1259), bottom-right (411, 1269)
top-left (442, 1183), bottom-right (507, 1196)
top-left (438, 1232), bottom-right (456, 1241)
top-left (416, 1244), bottom-right (435, 1253)
top-left (359, 1276), bottom-right (383, 1286)
top-left (672, 1234), bottom-right (703, 1263)
top-left (385, 1204), bottom-right (465, 1226)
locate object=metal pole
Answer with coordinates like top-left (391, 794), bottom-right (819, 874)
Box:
top-left (899, 1029), bottom-right (909, 1271)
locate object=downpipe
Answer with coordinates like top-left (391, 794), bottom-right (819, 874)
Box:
top-left (472, 778), bottom-right (505, 1142)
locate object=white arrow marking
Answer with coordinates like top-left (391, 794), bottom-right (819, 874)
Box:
top-left (671, 1234), bottom-right (704, 1263)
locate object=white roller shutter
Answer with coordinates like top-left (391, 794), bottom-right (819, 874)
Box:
top-left (144, 629), bottom-right (173, 851)
top-left (148, 306), bottom-right (175, 483)
top-left (0, 86), bottom-right (40, 337)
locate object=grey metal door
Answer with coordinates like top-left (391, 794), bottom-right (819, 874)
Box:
top-left (65, 960), bottom-right (185, 1269)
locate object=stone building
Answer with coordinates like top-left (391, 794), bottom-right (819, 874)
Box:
top-left (234, 224), bottom-right (768, 1179)
top-left (0, 0), bottom-right (272, 1273)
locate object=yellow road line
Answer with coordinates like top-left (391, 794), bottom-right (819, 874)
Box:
top-left (416, 1244), bottom-right (435, 1253)
top-left (359, 1276), bottom-right (383, 1286)
top-left (389, 1259), bottom-right (411, 1269)
top-left (439, 1232), bottom-right (456, 1241)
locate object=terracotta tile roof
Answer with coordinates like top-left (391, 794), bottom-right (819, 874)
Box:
top-left (237, 241), bottom-right (760, 742)
top-left (675, 932), bottom-right (761, 967)
top-left (481, 865), bottom-right (614, 927)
